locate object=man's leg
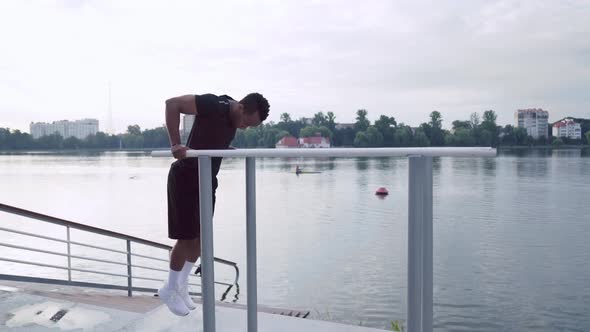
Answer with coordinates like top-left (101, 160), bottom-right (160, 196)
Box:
top-left (170, 238), bottom-right (200, 286)
top-left (170, 238), bottom-right (200, 270)
top-left (166, 238), bottom-right (200, 311)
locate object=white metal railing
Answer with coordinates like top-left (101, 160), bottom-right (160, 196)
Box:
top-left (152, 147), bottom-right (496, 332)
top-left (0, 203), bottom-right (240, 299)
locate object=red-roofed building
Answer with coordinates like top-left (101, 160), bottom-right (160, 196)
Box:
top-left (298, 135), bottom-right (331, 148)
top-left (275, 134), bottom-right (331, 148)
top-left (275, 136), bottom-right (299, 148)
top-left (552, 118), bottom-right (581, 139)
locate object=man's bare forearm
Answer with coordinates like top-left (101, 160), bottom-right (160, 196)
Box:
top-left (165, 100), bottom-right (181, 146)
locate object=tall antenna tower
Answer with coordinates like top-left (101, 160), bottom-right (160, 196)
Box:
top-left (107, 81), bottom-right (113, 134)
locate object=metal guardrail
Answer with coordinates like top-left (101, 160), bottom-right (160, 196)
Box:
top-left (152, 147), bottom-right (496, 332)
top-left (0, 203), bottom-right (240, 298)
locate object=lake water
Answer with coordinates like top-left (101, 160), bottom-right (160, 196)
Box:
top-left (1, 149), bottom-right (589, 331)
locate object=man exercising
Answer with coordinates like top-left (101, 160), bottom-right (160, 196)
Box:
top-left (159, 93), bottom-right (270, 316)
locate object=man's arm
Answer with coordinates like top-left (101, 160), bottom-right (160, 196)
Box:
top-left (165, 95), bottom-right (197, 159)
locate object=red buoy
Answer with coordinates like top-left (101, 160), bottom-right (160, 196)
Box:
top-left (375, 187), bottom-right (389, 196)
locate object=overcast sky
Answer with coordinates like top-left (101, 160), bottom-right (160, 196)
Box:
top-left (1, 0), bottom-right (589, 133)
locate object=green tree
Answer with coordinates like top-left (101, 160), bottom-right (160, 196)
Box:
top-left (481, 110), bottom-right (497, 130)
top-left (393, 125), bottom-right (412, 147)
top-left (429, 111), bottom-right (442, 129)
top-left (374, 115), bottom-right (396, 146)
top-left (479, 129), bottom-right (493, 147)
top-left (312, 112), bottom-right (327, 127)
top-left (481, 110), bottom-right (499, 146)
top-left (514, 127), bottom-right (528, 145)
top-left (280, 112), bottom-right (291, 123)
top-left (365, 126), bottom-right (384, 147)
top-left (142, 127), bottom-right (169, 148)
top-left (36, 133), bottom-right (64, 149)
top-left (332, 127), bottom-right (355, 147)
top-left (586, 131), bottom-right (590, 145)
top-left (63, 136), bottom-right (82, 149)
top-left (244, 128), bottom-right (259, 148)
top-left (355, 109), bottom-right (370, 132)
top-left (552, 137), bottom-right (564, 148)
top-left (1, 129), bottom-right (34, 149)
top-left (326, 111), bottom-right (336, 132)
top-left (127, 125), bottom-right (141, 136)
top-left (419, 111), bottom-right (444, 146)
top-left (500, 125), bottom-right (515, 145)
top-left (259, 128), bottom-right (289, 148)
top-left (300, 125), bottom-right (332, 138)
top-left (353, 131), bottom-right (369, 147)
top-left (446, 128), bottom-right (475, 146)
top-left (470, 112), bottom-right (480, 128)
top-left (232, 129), bottom-right (246, 147)
top-left (122, 134), bottom-right (144, 149)
top-left (277, 112), bottom-right (302, 137)
top-left (452, 120), bottom-right (471, 131)
top-left (412, 128), bottom-right (430, 147)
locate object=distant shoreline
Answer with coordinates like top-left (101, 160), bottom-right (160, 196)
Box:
top-left (498, 145), bottom-right (590, 150)
top-left (1, 145), bottom-right (589, 154)
top-left (0, 148), bottom-right (157, 154)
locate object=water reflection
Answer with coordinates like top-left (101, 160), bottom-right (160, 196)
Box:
top-left (552, 149), bottom-right (581, 158)
top-left (355, 157), bottom-right (370, 171)
top-left (3, 152), bottom-right (590, 331)
top-left (451, 158), bottom-right (480, 176)
top-left (516, 157), bottom-right (549, 178)
top-left (483, 158), bottom-right (497, 177)
top-left (374, 157), bottom-right (392, 171)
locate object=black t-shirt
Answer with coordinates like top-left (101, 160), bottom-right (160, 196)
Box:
top-left (185, 94), bottom-right (237, 188)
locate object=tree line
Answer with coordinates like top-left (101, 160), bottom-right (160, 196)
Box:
top-left (0, 125), bottom-right (168, 150)
top-left (232, 110), bottom-right (590, 148)
top-left (2, 110), bottom-right (589, 150)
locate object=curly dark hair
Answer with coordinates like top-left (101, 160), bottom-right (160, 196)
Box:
top-left (240, 93), bottom-right (270, 121)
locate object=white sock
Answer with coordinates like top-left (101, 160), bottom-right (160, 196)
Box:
top-left (178, 261), bottom-right (196, 286)
top-left (167, 268), bottom-right (182, 289)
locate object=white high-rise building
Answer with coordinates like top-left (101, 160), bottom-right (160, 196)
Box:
top-left (515, 109), bottom-right (549, 139)
top-left (30, 119), bottom-right (99, 139)
top-left (552, 119), bottom-right (582, 139)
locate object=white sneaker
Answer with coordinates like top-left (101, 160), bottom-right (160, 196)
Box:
top-left (179, 283), bottom-right (197, 310)
top-left (158, 283), bottom-right (190, 316)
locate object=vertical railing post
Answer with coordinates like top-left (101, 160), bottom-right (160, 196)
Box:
top-left (198, 155), bottom-right (216, 332)
top-left (126, 240), bottom-right (132, 297)
top-left (423, 157), bottom-right (433, 332)
top-left (66, 226), bottom-right (72, 282)
top-left (246, 157), bottom-right (258, 332)
top-left (407, 155), bottom-right (433, 332)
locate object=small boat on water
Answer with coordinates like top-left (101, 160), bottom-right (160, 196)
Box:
top-left (295, 166), bottom-right (321, 175)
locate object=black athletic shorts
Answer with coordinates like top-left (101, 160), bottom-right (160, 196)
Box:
top-left (167, 158), bottom-right (217, 240)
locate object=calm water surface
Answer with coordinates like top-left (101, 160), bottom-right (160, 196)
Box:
top-left (1, 148), bottom-right (589, 331)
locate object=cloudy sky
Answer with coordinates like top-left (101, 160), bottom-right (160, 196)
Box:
top-left (1, 0), bottom-right (589, 133)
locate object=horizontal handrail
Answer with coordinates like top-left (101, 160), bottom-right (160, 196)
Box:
top-left (0, 203), bottom-right (239, 268)
top-left (0, 226), bottom-right (68, 244)
top-left (0, 203), bottom-right (170, 250)
top-left (0, 242), bottom-right (128, 267)
top-left (129, 252), bottom-right (169, 263)
top-left (1, 197), bottom-right (241, 301)
top-left (152, 147), bottom-right (497, 158)
top-left (0, 257), bottom-right (129, 278)
top-left (69, 240), bottom-right (131, 256)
